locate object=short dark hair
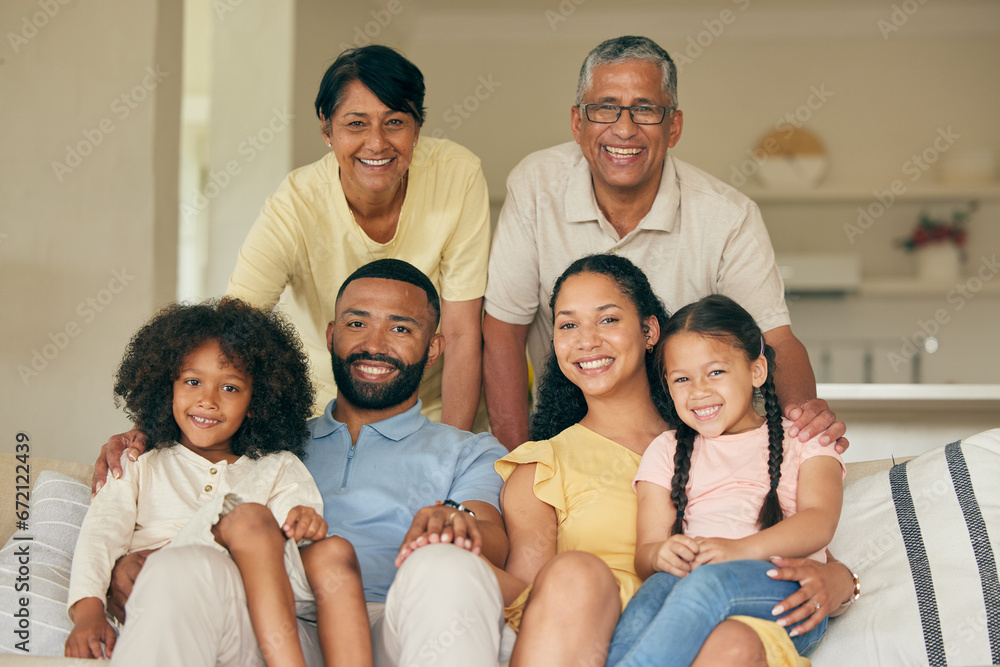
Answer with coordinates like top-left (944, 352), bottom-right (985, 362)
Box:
top-left (315, 45), bottom-right (426, 129)
top-left (113, 299), bottom-right (314, 459)
top-left (336, 259), bottom-right (440, 328)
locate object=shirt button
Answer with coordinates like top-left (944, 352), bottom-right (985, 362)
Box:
top-left (209, 468), bottom-right (217, 475)
top-left (204, 484), bottom-right (213, 492)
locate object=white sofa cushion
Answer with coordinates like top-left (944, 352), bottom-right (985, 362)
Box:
top-left (812, 428), bottom-right (1000, 666)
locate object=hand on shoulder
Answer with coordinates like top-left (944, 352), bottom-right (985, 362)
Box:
top-left (784, 399), bottom-right (849, 454)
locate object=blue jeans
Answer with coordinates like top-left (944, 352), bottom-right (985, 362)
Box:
top-left (606, 560), bottom-right (827, 667)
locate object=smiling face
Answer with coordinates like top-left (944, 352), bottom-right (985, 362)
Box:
top-left (571, 60), bottom-right (682, 199)
top-left (552, 271), bottom-right (658, 401)
top-left (327, 277), bottom-right (442, 413)
top-left (323, 79), bottom-right (420, 201)
top-left (172, 339), bottom-right (253, 462)
top-left (662, 331), bottom-right (767, 438)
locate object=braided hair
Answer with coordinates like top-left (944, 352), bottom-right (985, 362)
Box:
top-left (529, 254), bottom-right (671, 441)
top-left (656, 294), bottom-right (784, 535)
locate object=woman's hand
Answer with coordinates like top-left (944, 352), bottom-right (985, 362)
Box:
top-left (766, 555), bottom-right (855, 636)
top-left (92, 428), bottom-right (148, 496)
top-left (282, 506), bottom-right (328, 542)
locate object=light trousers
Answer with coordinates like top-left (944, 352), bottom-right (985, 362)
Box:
top-left (110, 542), bottom-right (505, 667)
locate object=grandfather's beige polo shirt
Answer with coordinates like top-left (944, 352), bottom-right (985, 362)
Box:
top-left (484, 141), bottom-right (789, 375)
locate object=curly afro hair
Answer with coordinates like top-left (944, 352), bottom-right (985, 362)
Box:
top-left (113, 299), bottom-right (315, 459)
top-left (529, 254), bottom-right (671, 441)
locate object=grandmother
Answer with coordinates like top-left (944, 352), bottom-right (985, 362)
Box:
top-left (228, 45), bottom-right (489, 430)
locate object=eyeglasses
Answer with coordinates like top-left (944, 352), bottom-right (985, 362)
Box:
top-left (579, 104), bottom-right (675, 125)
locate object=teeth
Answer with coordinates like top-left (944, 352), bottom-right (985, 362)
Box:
top-left (358, 364), bottom-right (392, 375)
top-left (359, 157), bottom-right (392, 166)
top-left (192, 416), bottom-right (219, 425)
top-left (693, 406), bottom-right (719, 418)
top-left (604, 146), bottom-right (642, 157)
top-left (578, 358), bottom-right (613, 370)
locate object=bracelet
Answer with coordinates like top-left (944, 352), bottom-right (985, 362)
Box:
top-left (837, 569), bottom-right (861, 611)
top-left (442, 499), bottom-right (475, 518)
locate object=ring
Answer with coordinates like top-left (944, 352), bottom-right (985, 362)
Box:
top-left (446, 511), bottom-right (458, 524)
top-left (812, 600), bottom-right (821, 611)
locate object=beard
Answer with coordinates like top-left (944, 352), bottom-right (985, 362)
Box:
top-left (330, 349), bottom-right (429, 411)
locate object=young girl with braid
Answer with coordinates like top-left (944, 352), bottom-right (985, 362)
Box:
top-left (606, 294), bottom-right (845, 666)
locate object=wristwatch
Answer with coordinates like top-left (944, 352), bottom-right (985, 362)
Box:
top-left (442, 499), bottom-right (475, 518)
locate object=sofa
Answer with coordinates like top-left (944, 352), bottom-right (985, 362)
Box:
top-left (3, 428), bottom-right (1000, 666)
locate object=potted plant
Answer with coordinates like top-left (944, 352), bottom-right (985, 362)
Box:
top-left (898, 201), bottom-right (976, 283)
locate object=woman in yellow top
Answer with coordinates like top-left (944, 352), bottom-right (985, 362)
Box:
top-left (226, 45), bottom-right (489, 429)
top-left (494, 254), bottom-right (856, 667)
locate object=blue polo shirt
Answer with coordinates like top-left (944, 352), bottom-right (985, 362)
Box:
top-left (303, 400), bottom-right (507, 603)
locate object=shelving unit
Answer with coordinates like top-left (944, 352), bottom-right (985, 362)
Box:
top-left (858, 277), bottom-right (1000, 297)
top-left (818, 383), bottom-right (1000, 412)
top-left (741, 184), bottom-right (1000, 204)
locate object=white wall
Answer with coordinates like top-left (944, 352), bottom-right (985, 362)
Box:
top-left (0, 0), bottom-right (182, 462)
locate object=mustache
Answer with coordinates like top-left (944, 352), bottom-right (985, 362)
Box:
top-left (345, 351), bottom-right (405, 372)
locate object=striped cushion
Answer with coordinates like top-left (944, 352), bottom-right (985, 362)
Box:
top-left (0, 471), bottom-right (91, 656)
top-left (812, 428), bottom-right (1000, 666)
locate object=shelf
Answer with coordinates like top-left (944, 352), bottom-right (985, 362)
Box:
top-left (741, 184), bottom-right (1000, 204)
top-left (818, 383), bottom-right (1000, 412)
top-left (858, 277), bottom-right (1000, 296)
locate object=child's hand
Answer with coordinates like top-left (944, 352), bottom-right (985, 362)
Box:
top-left (692, 536), bottom-right (749, 566)
top-left (653, 534), bottom-right (700, 577)
top-left (65, 598), bottom-right (116, 659)
top-left (282, 506), bottom-right (328, 542)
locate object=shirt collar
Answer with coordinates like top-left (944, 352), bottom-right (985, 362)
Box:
top-left (564, 152), bottom-right (680, 235)
top-left (310, 399), bottom-right (429, 442)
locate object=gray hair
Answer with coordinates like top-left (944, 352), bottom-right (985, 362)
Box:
top-left (575, 36), bottom-right (678, 108)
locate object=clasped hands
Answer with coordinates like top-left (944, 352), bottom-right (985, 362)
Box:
top-left (652, 534), bottom-right (748, 577)
top-left (651, 535), bottom-right (836, 636)
top-left (394, 500), bottom-right (482, 567)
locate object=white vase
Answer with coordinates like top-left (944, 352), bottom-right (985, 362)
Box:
top-left (916, 243), bottom-right (962, 283)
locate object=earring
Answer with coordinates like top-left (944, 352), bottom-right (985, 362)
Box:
top-left (327, 142), bottom-right (332, 147)
top-left (646, 344), bottom-right (653, 353)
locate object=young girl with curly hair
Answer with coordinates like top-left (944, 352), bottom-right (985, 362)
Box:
top-left (606, 294), bottom-right (845, 666)
top-left (65, 299), bottom-right (372, 667)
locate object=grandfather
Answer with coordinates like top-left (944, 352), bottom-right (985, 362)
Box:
top-left (483, 35), bottom-right (847, 452)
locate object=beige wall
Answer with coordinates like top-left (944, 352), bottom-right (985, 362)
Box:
top-left (1, 0), bottom-right (182, 462)
top-left (203, 0), bottom-right (296, 294)
top-left (3, 0), bottom-right (998, 462)
top-left (398, 5), bottom-right (1000, 199)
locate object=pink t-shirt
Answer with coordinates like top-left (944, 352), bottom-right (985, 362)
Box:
top-left (635, 418), bottom-right (844, 562)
